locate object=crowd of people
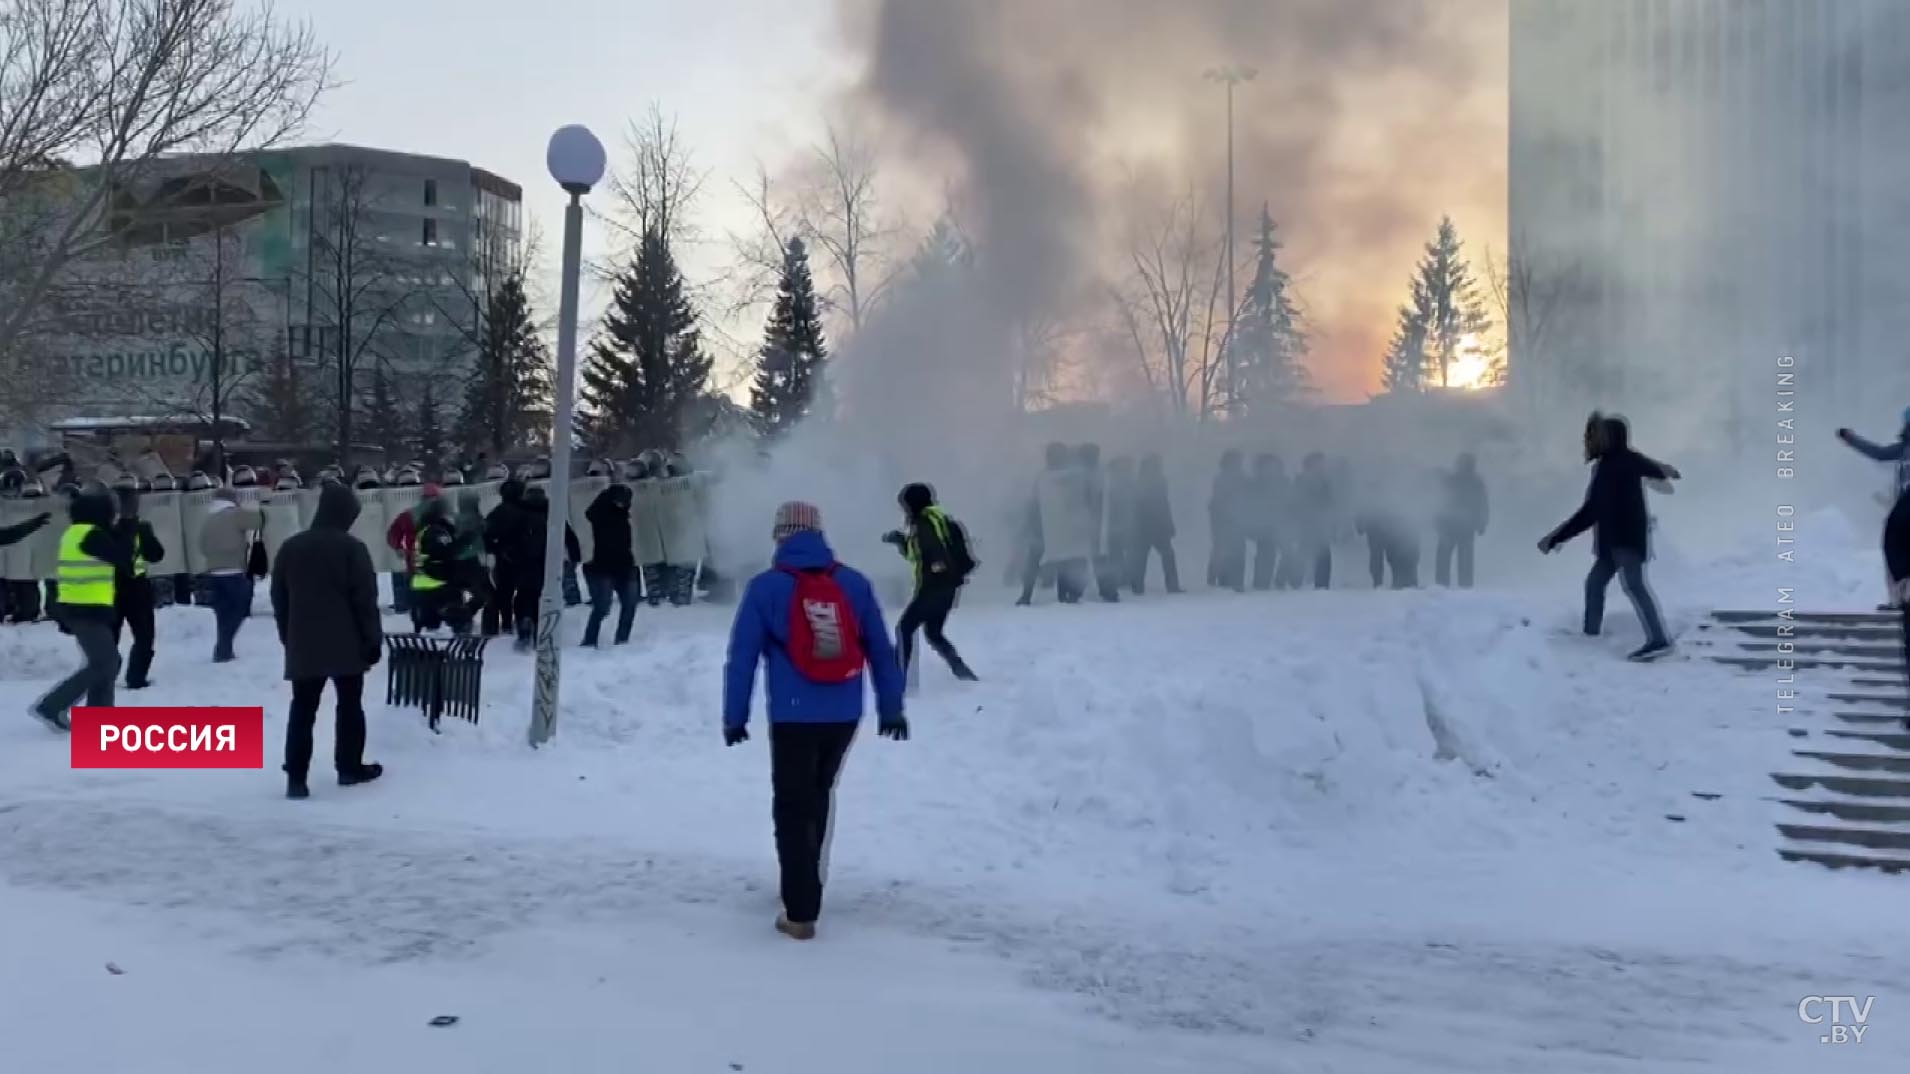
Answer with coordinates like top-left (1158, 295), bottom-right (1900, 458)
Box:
top-left (6, 407), bottom-right (1909, 940)
top-left (1008, 442), bottom-right (1493, 604)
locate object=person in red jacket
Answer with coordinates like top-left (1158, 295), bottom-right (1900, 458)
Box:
top-left (386, 484), bottom-right (444, 613)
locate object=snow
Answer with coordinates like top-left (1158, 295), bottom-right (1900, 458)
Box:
top-left (3, 508), bottom-right (1909, 1072)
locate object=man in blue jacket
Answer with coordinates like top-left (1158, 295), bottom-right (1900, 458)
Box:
top-left (723, 501), bottom-right (907, 941)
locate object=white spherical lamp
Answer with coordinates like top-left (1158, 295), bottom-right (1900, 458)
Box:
top-left (546, 125), bottom-right (606, 194)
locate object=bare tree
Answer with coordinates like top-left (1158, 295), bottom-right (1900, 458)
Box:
top-left (802, 124), bottom-right (897, 335)
top-left (601, 103), bottom-right (706, 253)
top-left (0, 0), bottom-right (330, 367)
top-left (1112, 191), bottom-right (1232, 422)
top-left (302, 164), bottom-right (415, 464)
top-left (720, 159), bottom-right (803, 321)
top-left (1483, 237), bottom-right (1583, 406)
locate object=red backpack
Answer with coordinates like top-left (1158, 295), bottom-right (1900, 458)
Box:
top-left (779, 565), bottom-right (865, 683)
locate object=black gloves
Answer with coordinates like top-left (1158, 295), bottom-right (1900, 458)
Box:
top-left (881, 530), bottom-right (905, 547)
top-left (1537, 535), bottom-right (1556, 554)
top-left (724, 724), bottom-right (749, 747)
top-left (878, 714), bottom-right (909, 741)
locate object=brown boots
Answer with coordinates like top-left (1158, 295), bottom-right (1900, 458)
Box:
top-left (775, 913), bottom-right (816, 941)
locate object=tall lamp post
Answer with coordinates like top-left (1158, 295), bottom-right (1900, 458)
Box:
top-left (529, 124), bottom-right (606, 748)
top-left (1204, 64), bottom-right (1257, 414)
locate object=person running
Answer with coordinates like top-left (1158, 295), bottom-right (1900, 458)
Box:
top-left (29, 487), bottom-right (130, 731)
top-left (111, 485), bottom-right (164, 690)
top-left (582, 483), bottom-right (640, 648)
top-left (1836, 409), bottom-right (1910, 611)
top-left (722, 502), bottom-right (906, 941)
top-left (883, 482), bottom-right (979, 683)
top-left (1539, 415), bottom-right (1681, 662)
top-left (271, 482), bottom-right (385, 799)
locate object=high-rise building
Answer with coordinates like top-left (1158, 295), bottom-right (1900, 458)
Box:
top-left (11, 144), bottom-right (521, 447)
top-left (1510, 0), bottom-right (1910, 451)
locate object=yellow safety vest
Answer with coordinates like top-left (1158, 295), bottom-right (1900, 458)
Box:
top-left (57, 523), bottom-right (116, 606)
top-left (906, 507), bottom-right (955, 588)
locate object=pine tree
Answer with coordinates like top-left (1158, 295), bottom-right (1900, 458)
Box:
top-left (1380, 280), bottom-right (1433, 394)
top-left (415, 381), bottom-right (445, 468)
top-left (1415, 216), bottom-right (1493, 389)
top-left (458, 272), bottom-right (553, 457)
top-left (363, 364), bottom-right (406, 462)
top-left (1231, 205), bottom-right (1308, 412)
top-left (578, 227), bottom-right (713, 455)
top-left (750, 237), bottom-right (830, 437)
top-left (245, 351), bottom-right (318, 444)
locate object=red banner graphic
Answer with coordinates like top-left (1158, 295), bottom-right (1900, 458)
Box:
top-left (70, 707), bottom-right (265, 769)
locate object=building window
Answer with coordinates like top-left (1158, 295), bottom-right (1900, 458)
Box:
top-left (424, 179), bottom-right (438, 207)
top-left (422, 218), bottom-right (438, 246)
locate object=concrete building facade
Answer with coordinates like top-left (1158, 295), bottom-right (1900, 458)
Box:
top-left (1510, 0), bottom-right (1910, 453)
top-left (13, 144), bottom-right (521, 449)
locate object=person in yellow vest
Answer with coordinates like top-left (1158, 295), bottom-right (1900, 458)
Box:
top-left (29, 488), bottom-right (132, 732)
top-left (881, 483), bottom-right (979, 683)
top-left (111, 484), bottom-right (166, 690)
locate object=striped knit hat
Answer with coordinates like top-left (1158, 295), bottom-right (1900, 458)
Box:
top-left (772, 501), bottom-right (823, 542)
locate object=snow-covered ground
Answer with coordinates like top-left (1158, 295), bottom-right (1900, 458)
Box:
top-left (3, 508), bottom-right (1908, 1072)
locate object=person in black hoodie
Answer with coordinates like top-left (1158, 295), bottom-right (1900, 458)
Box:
top-left (1539, 414), bottom-right (1680, 661)
top-left (511, 485), bottom-right (581, 649)
top-left (582, 483), bottom-right (639, 647)
top-left (483, 478), bottom-right (529, 637)
top-left (111, 486), bottom-right (164, 689)
top-left (271, 482), bottom-right (384, 798)
top-left (1129, 453), bottom-right (1181, 594)
top-left (30, 488), bottom-right (130, 731)
top-left (1435, 453), bottom-right (1489, 588)
top-left (1207, 451), bottom-right (1249, 592)
top-left (883, 482), bottom-right (978, 682)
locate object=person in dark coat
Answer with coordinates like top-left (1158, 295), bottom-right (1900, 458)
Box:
top-left (883, 482), bottom-right (978, 682)
top-left (1539, 415), bottom-right (1680, 661)
top-left (1077, 443), bottom-right (1120, 602)
top-left (582, 483), bottom-right (639, 647)
top-left (483, 478), bottom-right (529, 637)
top-left (1435, 452), bottom-right (1489, 588)
top-left (1129, 453), bottom-right (1181, 594)
top-left (1247, 453), bottom-right (1287, 591)
top-left (1294, 452), bottom-right (1335, 589)
top-left (510, 485), bottom-right (581, 649)
top-left (1836, 410), bottom-right (1910, 611)
top-left (110, 486), bottom-right (164, 689)
top-left (1355, 482), bottom-right (1420, 590)
top-left (1208, 451), bottom-right (1249, 592)
top-left (30, 488), bottom-right (130, 731)
top-left (270, 482), bottom-right (385, 798)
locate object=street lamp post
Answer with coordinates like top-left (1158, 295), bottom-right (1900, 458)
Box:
top-left (528, 124), bottom-right (606, 749)
top-left (1205, 64), bottom-right (1257, 415)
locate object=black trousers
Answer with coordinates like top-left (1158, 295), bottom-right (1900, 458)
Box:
top-left (1128, 535), bottom-right (1180, 594)
top-left (1210, 532), bottom-right (1246, 592)
top-left (1435, 528), bottom-right (1477, 588)
top-left (1249, 533), bottom-right (1279, 590)
top-left (770, 722), bottom-right (857, 924)
top-left (113, 579), bottom-right (157, 686)
top-left (284, 674), bottom-right (367, 781)
top-left (513, 576), bottom-right (543, 640)
top-left (484, 563), bottom-right (518, 637)
top-left (7, 579), bottom-right (41, 622)
top-left (37, 614), bottom-right (119, 717)
top-left (896, 585), bottom-right (964, 675)
top-left (583, 567), bottom-right (639, 646)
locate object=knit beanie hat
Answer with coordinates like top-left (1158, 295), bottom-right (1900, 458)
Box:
top-left (772, 501), bottom-right (823, 542)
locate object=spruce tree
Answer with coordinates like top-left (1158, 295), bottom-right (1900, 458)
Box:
top-left (459, 272), bottom-right (553, 457)
top-left (750, 237), bottom-right (830, 437)
top-left (363, 364), bottom-right (405, 462)
top-left (415, 381), bottom-right (445, 468)
top-left (1415, 215), bottom-right (1492, 389)
top-left (1380, 280), bottom-right (1433, 394)
top-left (1231, 205), bottom-right (1308, 411)
top-left (245, 351), bottom-right (318, 444)
top-left (578, 227), bottom-right (713, 455)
